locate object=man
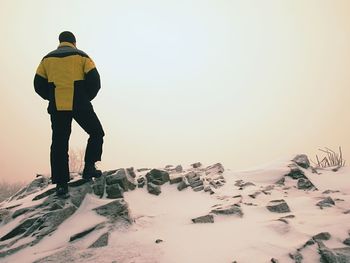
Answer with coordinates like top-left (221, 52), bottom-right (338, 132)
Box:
top-left (34, 31), bottom-right (105, 197)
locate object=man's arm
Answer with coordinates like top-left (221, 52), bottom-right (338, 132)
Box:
top-left (84, 57), bottom-right (101, 101)
top-left (34, 61), bottom-right (49, 100)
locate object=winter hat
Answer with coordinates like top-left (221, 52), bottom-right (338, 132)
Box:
top-left (59, 31), bottom-right (76, 43)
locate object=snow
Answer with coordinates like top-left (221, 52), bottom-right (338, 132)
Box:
top-left (2, 161), bottom-right (350, 263)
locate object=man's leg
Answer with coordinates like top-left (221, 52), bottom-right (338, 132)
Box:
top-left (50, 112), bottom-right (72, 186)
top-left (73, 109), bottom-right (104, 178)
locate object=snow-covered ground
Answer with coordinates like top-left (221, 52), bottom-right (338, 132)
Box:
top-left (1, 157), bottom-right (350, 263)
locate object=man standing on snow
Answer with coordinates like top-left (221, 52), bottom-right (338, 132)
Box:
top-left (34, 31), bottom-right (104, 197)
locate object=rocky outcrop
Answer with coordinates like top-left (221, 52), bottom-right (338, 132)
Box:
top-left (292, 154), bottom-right (310, 169)
top-left (192, 214), bottom-right (214, 223)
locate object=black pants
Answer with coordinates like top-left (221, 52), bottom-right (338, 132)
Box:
top-left (50, 109), bottom-right (104, 184)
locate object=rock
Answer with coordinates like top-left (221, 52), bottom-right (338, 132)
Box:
top-left (175, 165), bottom-right (183, 173)
top-left (106, 169), bottom-right (136, 191)
top-left (70, 182), bottom-right (92, 207)
top-left (211, 204), bottom-right (243, 217)
top-left (292, 154), bottom-right (310, 169)
top-left (286, 164), bottom-right (306, 179)
top-left (177, 181), bottom-right (188, 191)
top-left (322, 190), bottom-right (340, 194)
top-left (146, 169), bottom-right (170, 185)
top-left (106, 184), bottom-right (124, 199)
top-left (1, 217), bottom-right (39, 241)
top-left (234, 180), bottom-right (255, 188)
top-left (137, 177), bottom-right (146, 188)
top-left (266, 200), bottom-right (291, 213)
top-left (32, 188), bottom-right (56, 201)
top-left (92, 175), bottom-right (105, 198)
top-left (313, 232), bottom-right (331, 241)
top-left (89, 232), bottom-right (109, 248)
top-left (191, 180), bottom-right (204, 188)
top-left (289, 251), bottom-right (303, 263)
top-left (169, 174), bottom-right (183, 184)
top-left (155, 239), bottom-right (163, 244)
top-left (69, 224), bottom-right (101, 242)
top-left (12, 207), bottom-right (32, 219)
top-left (317, 197), bottom-right (335, 209)
top-left (126, 167), bottom-right (136, 178)
top-left (193, 185), bottom-right (204, 192)
top-left (191, 162), bottom-right (202, 168)
top-left (271, 258), bottom-right (279, 263)
top-left (317, 241), bottom-right (350, 263)
top-left (205, 163), bottom-right (224, 175)
top-left (275, 177), bottom-right (285, 185)
top-left (192, 214), bottom-right (214, 223)
top-left (343, 238), bottom-right (350, 246)
top-left (93, 199), bottom-right (131, 223)
top-left (147, 182), bottom-right (161, 195)
top-left (297, 178), bottom-right (314, 190)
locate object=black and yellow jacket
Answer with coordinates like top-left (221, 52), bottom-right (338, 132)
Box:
top-left (34, 42), bottom-right (100, 113)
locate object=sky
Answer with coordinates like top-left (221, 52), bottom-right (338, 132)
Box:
top-left (0, 0), bottom-right (349, 183)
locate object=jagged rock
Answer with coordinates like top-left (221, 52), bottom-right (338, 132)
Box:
top-left (317, 241), bottom-right (350, 263)
top-left (191, 162), bottom-right (202, 168)
top-left (146, 169), bottom-right (170, 185)
top-left (48, 202), bottom-right (64, 211)
top-left (69, 224), bottom-right (102, 242)
top-left (317, 197), bottom-right (335, 209)
top-left (10, 177), bottom-right (50, 201)
top-left (292, 154), bottom-right (310, 169)
top-left (70, 182), bottom-right (93, 207)
top-left (106, 169), bottom-right (136, 191)
top-left (126, 167), bottom-right (136, 178)
top-left (289, 251), bottom-right (303, 263)
top-left (275, 177), bottom-right (285, 185)
top-left (89, 232), bottom-right (109, 248)
top-left (93, 199), bottom-right (131, 223)
top-left (211, 204), bottom-right (243, 217)
top-left (192, 214), bottom-right (214, 223)
top-left (343, 238), bottom-right (350, 246)
top-left (169, 174), bottom-right (183, 184)
top-left (137, 168), bottom-right (150, 172)
top-left (266, 200), bottom-right (291, 213)
top-left (313, 232), bottom-right (331, 241)
top-left (106, 183), bottom-right (124, 199)
top-left (297, 178), bottom-right (314, 190)
top-left (93, 175), bottom-right (105, 198)
top-left (191, 180), bottom-right (204, 188)
top-left (271, 258), bottom-right (279, 263)
top-left (147, 182), bottom-right (161, 195)
top-left (1, 217), bottom-right (39, 241)
top-left (137, 177), bottom-right (146, 188)
top-left (286, 165), bottom-right (306, 180)
top-left (177, 180), bottom-right (189, 191)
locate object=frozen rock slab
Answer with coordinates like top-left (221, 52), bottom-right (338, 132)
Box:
top-left (266, 199), bottom-right (291, 213)
top-left (93, 199), bottom-right (131, 223)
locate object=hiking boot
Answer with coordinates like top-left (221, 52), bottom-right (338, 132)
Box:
top-left (56, 183), bottom-right (69, 198)
top-left (82, 163), bottom-right (102, 180)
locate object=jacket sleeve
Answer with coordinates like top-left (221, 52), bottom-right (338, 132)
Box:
top-left (34, 61), bottom-right (49, 100)
top-left (84, 57), bottom-right (101, 101)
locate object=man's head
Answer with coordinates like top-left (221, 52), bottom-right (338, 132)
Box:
top-left (59, 31), bottom-right (76, 45)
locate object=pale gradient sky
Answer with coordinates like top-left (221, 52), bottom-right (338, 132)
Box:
top-left (0, 0), bottom-right (349, 183)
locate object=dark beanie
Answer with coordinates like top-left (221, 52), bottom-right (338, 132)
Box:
top-left (59, 31), bottom-right (76, 43)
